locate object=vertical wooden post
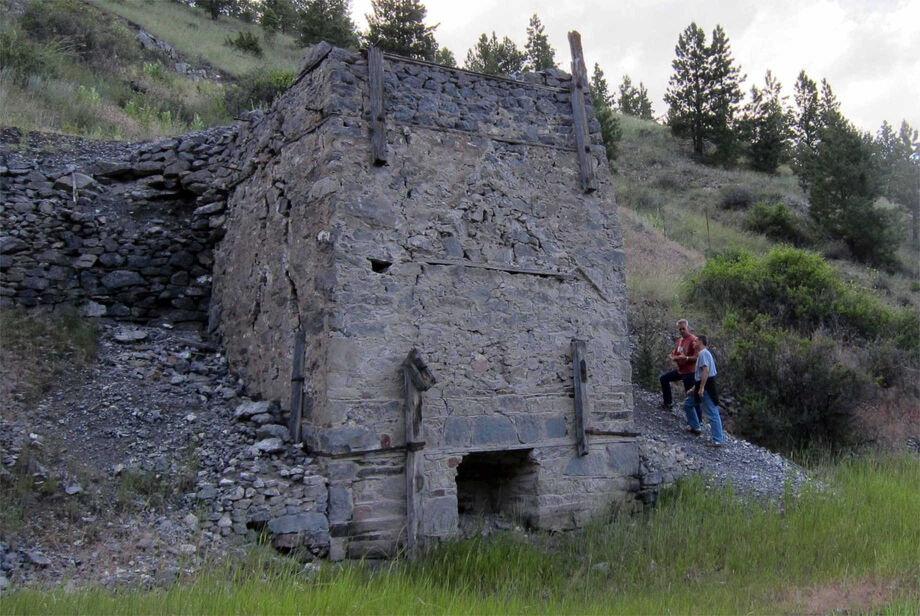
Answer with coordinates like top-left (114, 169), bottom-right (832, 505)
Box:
top-left (571, 339), bottom-right (588, 456)
top-left (402, 348), bottom-right (436, 559)
top-left (288, 329), bottom-right (306, 443)
top-left (367, 46), bottom-right (388, 165)
top-left (567, 31), bottom-right (597, 194)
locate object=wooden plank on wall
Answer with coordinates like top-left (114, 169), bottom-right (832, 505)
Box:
top-left (288, 330), bottom-right (306, 443)
top-left (367, 46), bottom-right (388, 165)
top-left (567, 31), bottom-right (597, 193)
top-left (402, 348), bottom-right (436, 559)
top-left (571, 338), bottom-right (588, 456)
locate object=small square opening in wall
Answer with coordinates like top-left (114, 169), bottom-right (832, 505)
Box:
top-left (368, 258), bottom-right (391, 273)
top-left (455, 449), bottom-right (537, 528)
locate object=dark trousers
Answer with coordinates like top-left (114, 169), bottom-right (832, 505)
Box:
top-left (660, 369), bottom-right (701, 420)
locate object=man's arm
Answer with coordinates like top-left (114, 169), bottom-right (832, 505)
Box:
top-left (683, 338), bottom-right (699, 362)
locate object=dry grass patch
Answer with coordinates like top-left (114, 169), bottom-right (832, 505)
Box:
top-left (0, 307), bottom-right (97, 420)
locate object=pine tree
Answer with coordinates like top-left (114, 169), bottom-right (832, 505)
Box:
top-left (738, 70), bottom-right (791, 173)
top-left (664, 23), bottom-right (709, 155)
top-left (365, 0), bottom-right (438, 61)
top-left (464, 32), bottom-right (526, 76)
top-left (433, 46), bottom-right (456, 67)
top-left (589, 63), bottom-right (621, 161)
top-left (877, 120), bottom-right (920, 242)
top-left (617, 74), bottom-right (654, 119)
top-left (591, 63), bottom-right (612, 110)
top-left (664, 23), bottom-right (742, 162)
top-left (299, 0), bottom-right (359, 48)
top-left (524, 14), bottom-right (556, 71)
top-left (802, 110), bottom-right (899, 265)
top-left (705, 24), bottom-right (744, 164)
top-left (792, 70), bottom-right (820, 155)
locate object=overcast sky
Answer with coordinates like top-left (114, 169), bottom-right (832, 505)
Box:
top-left (351, 0), bottom-right (920, 135)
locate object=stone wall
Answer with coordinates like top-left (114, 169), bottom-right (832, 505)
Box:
top-left (211, 45), bottom-right (637, 559)
top-left (0, 126), bottom-right (238, 322)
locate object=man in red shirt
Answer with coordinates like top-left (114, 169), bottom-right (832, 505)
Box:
top-left (659, 319), bottom-right (701, 422)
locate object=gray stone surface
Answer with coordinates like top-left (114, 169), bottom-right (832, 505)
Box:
top-left (267, 512), bottom-right (329, 535)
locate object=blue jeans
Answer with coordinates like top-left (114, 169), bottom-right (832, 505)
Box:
top-left (684, 390), bottom-right (723, 445)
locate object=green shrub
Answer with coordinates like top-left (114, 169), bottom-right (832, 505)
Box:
top-left (20, 0), bottom-right (143, 67)
top-left (719, 185), bottom-right (752, 209)
top-left (688, 246), bottom-right (915, 348)
top-left (225, 30), bottom-right (263, 57)
top-left (0, 27), bottom-right (66, 85)
top-left (596, 105), bottom-right (622, 162)
top-left (222, 68), bottom-right (293, 115)
top-left (743, 201), bottom-right (811, 245)
top-left (727, 323), bottom-right (869, 452)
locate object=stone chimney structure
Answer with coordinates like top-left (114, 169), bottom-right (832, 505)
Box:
top-left (211, 38), bottom-right (637, 559)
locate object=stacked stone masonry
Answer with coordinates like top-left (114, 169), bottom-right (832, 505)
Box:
top-left (1, 126), bottom-right (239, 322)
top-left (211, 45), bottom-right (638, 559)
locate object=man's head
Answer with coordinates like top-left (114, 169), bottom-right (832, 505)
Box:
top-left (677, 319), bottom-right (690, 336)
top-left (697, 335), bottom-right (708, 347)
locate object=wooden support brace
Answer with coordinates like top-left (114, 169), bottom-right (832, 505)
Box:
top-left (571, 338), bottom-right (588, 456)
top-left (567, 31), bottom-right (597, 194)
top-left (288, 330), bottom-right (306, 443)
top-left (367, 46), bottom-right (388, 165)
top-left (402, 348), bottom-right (436, 559)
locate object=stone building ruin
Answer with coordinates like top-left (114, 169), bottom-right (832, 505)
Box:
top-left (0, 35), bottom-right (639, 560)
top-left (211, 38), bottom-right (637, 558)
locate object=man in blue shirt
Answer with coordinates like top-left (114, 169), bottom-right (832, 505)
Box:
top-left (684, 335), bottom-right (724, 448)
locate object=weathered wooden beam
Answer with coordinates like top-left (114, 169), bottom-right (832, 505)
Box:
top-left (367, 46), bottom-right (388, 165)
top-left (567, 31), bottom-right (597, 193)
top-left (288, 330), bottom-right (306, 443)
top-left (571, 338), bottom-right (588, 456)
top-left (422, 258), bottom-right (575, 280)
top-left (402, 348), bottom-right (436, 559)
top-left (292, 41), bottom-right (332, 87)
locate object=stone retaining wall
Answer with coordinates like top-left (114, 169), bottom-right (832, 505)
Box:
top-left (0, 126), bottom-right (239, 322)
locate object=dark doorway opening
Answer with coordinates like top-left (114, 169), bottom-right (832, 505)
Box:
top-left (455, 449), bottom-right (536, 531)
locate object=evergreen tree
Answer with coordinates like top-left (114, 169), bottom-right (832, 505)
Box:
top-left (738, 70), bottom-right (791, 173)
top-left (365, 0), bottom-right (438, 61)
top-left (664, 23), bottom-right (709, 155)
top-left (801, 110), bottom-right (899, 265)
top-left (706, 24), bottom-right (744, 164)
top-left (792, 70), bottom-right (820, 161)
top-left (590, 63), bottom-right (612, 110)
top-left (877, 120), bottom-right (920, 243)
top-left (433, 46), bottom-right (456, 67)
top-left (464, 32), bottom-right (526, 76)
top-left (664, 22), bottom-right (742, 162)
top-left (298, 0), bottom-right (358, 48)
top-left (589, 63), bottom-right (621, 162)
top-left (617, 74), bottom-right (654, 119)
top-left (524, 14), bottom-right (556, 71)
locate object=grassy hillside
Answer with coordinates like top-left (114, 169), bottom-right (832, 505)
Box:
top-left (0, 0), bottom-right (302, 140)
top-left (86, 0), bottom-right (304, 78)
top-left (615, 113), bottom-right (920, 454)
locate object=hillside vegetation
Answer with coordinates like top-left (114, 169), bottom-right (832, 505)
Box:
top-left (0, 0), bottom-right (300, 139)
top-left (615, 115), bottom-right (919, 455)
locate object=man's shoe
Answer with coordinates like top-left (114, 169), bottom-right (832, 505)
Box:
top-left (684, 428), bottom-right (702, 436)
top-left (704, 441), bottom-right (722, 448)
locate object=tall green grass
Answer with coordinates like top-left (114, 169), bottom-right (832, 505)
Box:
top-left (4, 454), bottom-right (918, 614)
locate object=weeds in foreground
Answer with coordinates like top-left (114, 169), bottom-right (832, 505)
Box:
top-left (3, 454), bottom-right (918, 614)
top-left (0, 306), bottom-right (98, 414)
